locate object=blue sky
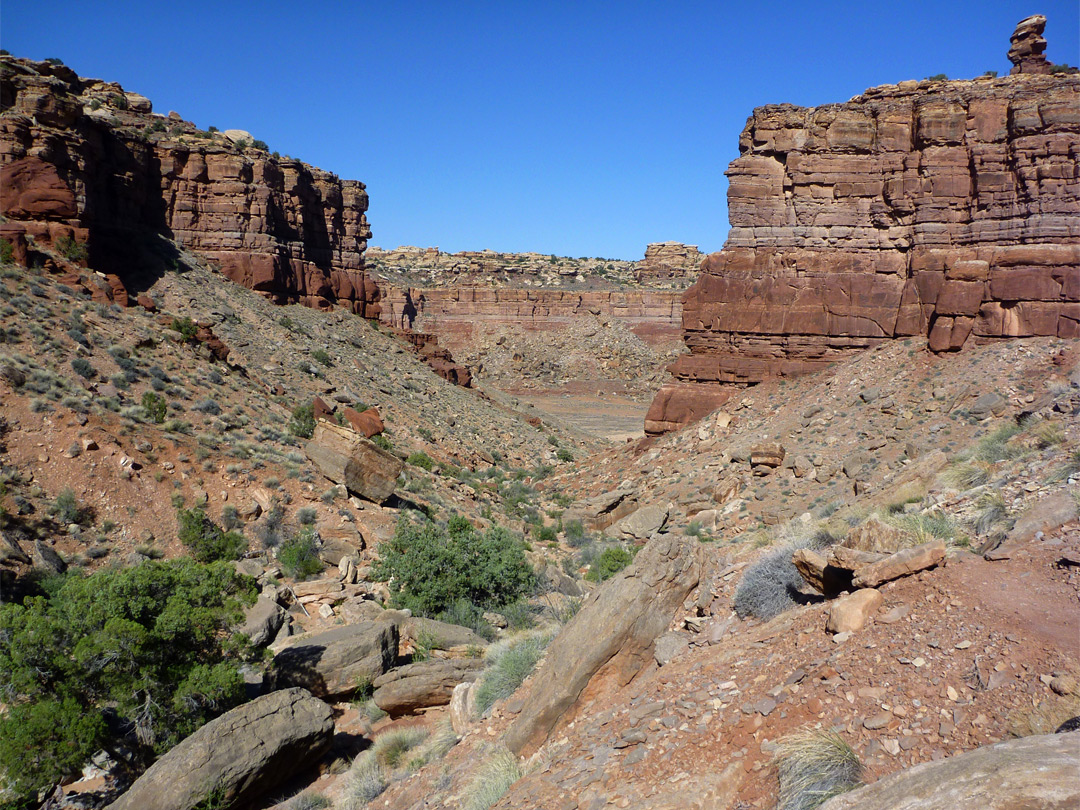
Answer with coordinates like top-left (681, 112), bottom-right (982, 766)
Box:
top-left (3, 2), bottom-right (1077, 259)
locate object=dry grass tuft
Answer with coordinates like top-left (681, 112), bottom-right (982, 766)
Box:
top-left (774, 728), bottom-right (863, 810)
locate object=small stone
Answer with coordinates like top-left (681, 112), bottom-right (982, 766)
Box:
top-left (955, 640), bottom-right (972, 649)
top-left (832, 631), bottom-right (852, 644)
top-left (912, 657), bottom-right (926, 668)
top-left (946, 686), bottom-right (959, 702)
top-left (864, 711), bottom-right (892, 730)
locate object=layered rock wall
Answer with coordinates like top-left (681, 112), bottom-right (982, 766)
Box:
top-left (649, 69), bottom-right (1079, 434)
top-left (0, 57), bottom-right (378, 315)
top-left (378, 285), bottom-right (684, 347)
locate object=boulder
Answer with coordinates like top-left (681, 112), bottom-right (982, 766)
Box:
top-left (305, 422), bottom-right (403, 503)
top-left (240, 596), bottom-right (286, 648)
top-left (851, 540), bottom-right (946, 588)
top-left (826, 588), bottom-right (883, 634)
top-left (105, 688), bottom-right (333, 810)
top-left (343, 406), bottom-right (384, 438)
top-left (401, 616), bottom-right (489, 650)
top-left (562, 486), bottom-right (638, 531)
top-left (449, 681), bottom-right (475, 735)
top-left (653, 632), bottom-right (690, 666)
top-left (844, 516), bottom-right (910, 553)
top-left (266, 621), bottom-right (398, 699)
top-left (503, 533), bottom-right (701, 756)
top-left (612, 503), bottom-right (669, 540)
top-left (0, 531), bottom-right (31, 565)
top-left (792, 548), bottom-right (828, 592)
top-left (750, 443), bottom-right (785, 471)
top-left (31, 540), bottom-right (67, 575)
top-left (819, 732), bottom-right (1080, 810)
top-left (372, 657), bottom-right (485, 714)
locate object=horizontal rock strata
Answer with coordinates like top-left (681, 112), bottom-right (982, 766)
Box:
top-left (0, 56), bottom-right (379, 316)
top-left (650, 66), bottom-right (1079, 434)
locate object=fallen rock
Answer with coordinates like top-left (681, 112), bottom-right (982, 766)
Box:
top-left (401, 616), bottom-right (489, 650)
top-left (0, 531), bottom-right (31, 565)
top-left (819, 731), bottom-right (1080, 810)
top-left (240, 595), bottom-right (286, 648)
top-left (653, 631), bottom-right (690, 666)
top-left (843, 516), bottom-right (910, 553)
top-left (343, 406), bottom-right (384, 438)
top-left (266, 621), bottom-right (398, 699)
top-left (449, 681), bottom-right (477, 735)
top-left (563, 486), bottom-right (637, 531)
top-left (1006, 491), bottom-right (1078, 545)
top-left (792, 548), bottom-right (828, 592)
top-left (105, 687), bottom-right (333, 810)
top-left (612, 503), bottom-right (669, 540)
top-left (305, 422), bottom-right (403, 504)
top-left (826, 588), bottom-right (883, 634)
top-left (852, 540), bottom-right (946, 588)
top-left (750, 443), bottom-right (785, 473)
top-left (372, 657), bottom-right (485, 714)
top-left (503, 533), bottom-right (701, 756)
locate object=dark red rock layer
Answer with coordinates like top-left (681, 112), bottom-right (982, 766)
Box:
top-left (648, 68), bottom-right (1079, 434)
top-left (0, 57), bottom-right (379, 316)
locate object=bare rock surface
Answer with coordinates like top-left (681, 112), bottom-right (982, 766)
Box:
top-left (265, 621), bottom-right (398, 699)
top-left (820, 731), bottom-right (1080, 810)
top-left (106, 687), bottom-right (333, 810)
top-left (305, 421), bottom-right (403, 503)
top-left (372, 657), bottom-right (485, 714)
top-left (503, 532), bottom-right (701, 755)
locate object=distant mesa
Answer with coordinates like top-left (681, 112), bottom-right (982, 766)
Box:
top-left (645, 16), bottom-right (1080, 435)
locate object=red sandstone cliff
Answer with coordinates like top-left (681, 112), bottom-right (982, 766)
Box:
top-left (646, 63), bottom-right (1079, 435)
top-left (0, 56), bottom-right (379, 316)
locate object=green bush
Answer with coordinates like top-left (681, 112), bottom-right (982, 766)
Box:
top-left (373, 515), bottom-right (536, 616)
top-left (584, 546), bottom-right (632, 582)
top-left (0, 559), bottom-right (256, 800)
top-left (0, 237), bottom-right (14, 265)
top-left (278, 526), bottom-right (324, 580)
top-left (177, 507), bottom-right (247, 562)
top-left (71, 357), bottom-right (96, 379)
top-left (52, 487), bottom-right (86, 525)
top-left (288, 403), bottom-right (316, 439)
top-left (535, 524), bottom-right (557, 544)
top-left (311, 348), bottom-right (332, 367)
top-left (141, 390), bottom-right (168, 423)
top-left (407, 452), bottom-right (435, 471)
top-left (55, 235), bottom-right (88, 263)
top-left (170, 316), bottom-right (199, 343)
top-left (563, 519), bottom-right (587, 547)
top-left (372, 433), bottom-right (392, 451)
top-left (555, 447), bottom-right (573, 463)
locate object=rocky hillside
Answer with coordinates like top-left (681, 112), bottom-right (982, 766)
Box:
top-left (647, 17), bottom-right (1079, 435)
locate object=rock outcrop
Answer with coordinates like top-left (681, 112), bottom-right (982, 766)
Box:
top-left (106, 687), bottom-right (333, 810)
top-left (503, 533), bottom-right (701, 756)
top-left (648, 22), bottom-right (1079, 434)
top-left (636, 241), bottom-right (705, 282)
top-left (0, 56), bottom-right (379, 316)
top-left (1008, 14), bottom-right (1052, 75)
top-left (819, 731), bottom-right (1080, 810)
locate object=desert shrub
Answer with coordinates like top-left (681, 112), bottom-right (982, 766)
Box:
top-left (310, 348), bottom-right (332, 367)
top-left (193, 398), bottom-right (221, 415)
top-left (463, 745), bottom-right (524, 810)
top-left (0, 237), bottom-right (13, 265)
top-left (170, 316), bottom-right (199, 343)
top-left (563, 519), bottom-right (587, 547)
top-left (372, 726), bottom-right (428, 769)
top-left (555, 447), bottom-right (573, 463)
top-left (51, 487), bottom-right (88, 525)
top-left (0, 559), bottom-right (256, 801)
top-left (372, 432), bottom-right (392, 451)
top-left (584, 546), bottom-right (632, 582)
top-left (141, 390), bottom-right (168, 423)
top-left (277, 526), bottom-right (323, 580)
top-left (177, 507), bottom-right (247, 562)
top-left (296, 506), bottom-right (318, 525)
top-left (373, 514), bottom-right (535, 617)
top-left (473, 632), bottom-right (550, 717)
top-left (733, 544), bottom-right (807, 621)
top-left (343, 750), bottom-right (387, 805)
top-left (71, 356), bottom-right (96, 379)
top-left (535, 524), bottom-right (557, 544)
top-left (499, 599), bottom-right (536, 631)
top-left (283, 794), bottom-right (330, 810)
top-left (774, 729), bottom-right (863, 810)
top-left (407, 451), bottom-right (435, 471)
top-left (288, 403), bottom-right (316, 439)
top-left (436, 598), bottom-right (497, 641)
top-left (55, 235), bottom-right (87, 262)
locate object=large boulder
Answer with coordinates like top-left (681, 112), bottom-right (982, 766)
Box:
top-left (503, 533), bottom-right (701, 756)
top-left (265, 621), bottom-right (398, 699)
top-left (240, 595), bottom-right (286, 648)
top-left (106, 688), bottom-right (333, 810)
top-left (372, 657), bottom-right (485, 715)
top-left (820, 731), bottom-right (1080, 810)
top-left (611, 503), bottom-right (669, 541)
top-left (305, 422), bottom-right (403, 503)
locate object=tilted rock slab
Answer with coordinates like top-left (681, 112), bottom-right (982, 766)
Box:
top-left (265, 620), bottom-right (398, 700)
top-left (106, 687), bottom-right (333, 810)
top-left (648, 60), bottom-right (1079, 434)
top-left (305, 421), bottom-right (403, 503)
top-left (819, 731), bottom-right (1080, 810)
top-left (503, 533), bottom-right (701, 756)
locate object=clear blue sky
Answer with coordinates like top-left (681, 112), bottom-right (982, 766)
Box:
top-left (3, 2), bottom-right (1077, 259)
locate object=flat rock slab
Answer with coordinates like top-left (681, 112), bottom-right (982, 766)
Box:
top-left (820, 731), bottom-right (1080, 810)
top-left (106, 687), bottom-right (333, 810)
top-left (305, 422), bottom-right (403, 503)
top-left (852, 539), bottom-right (946, 588)
top-left (372, 657), bottom-right (485, 714)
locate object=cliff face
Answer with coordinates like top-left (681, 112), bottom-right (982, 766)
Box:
top-left (647, 69), bottom-right (1079, 434)
top-left (0, 57), bottom-right (378, 316)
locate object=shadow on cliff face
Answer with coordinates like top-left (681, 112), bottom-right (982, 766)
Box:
top-left (78, 121), bottom-right (184, 292)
